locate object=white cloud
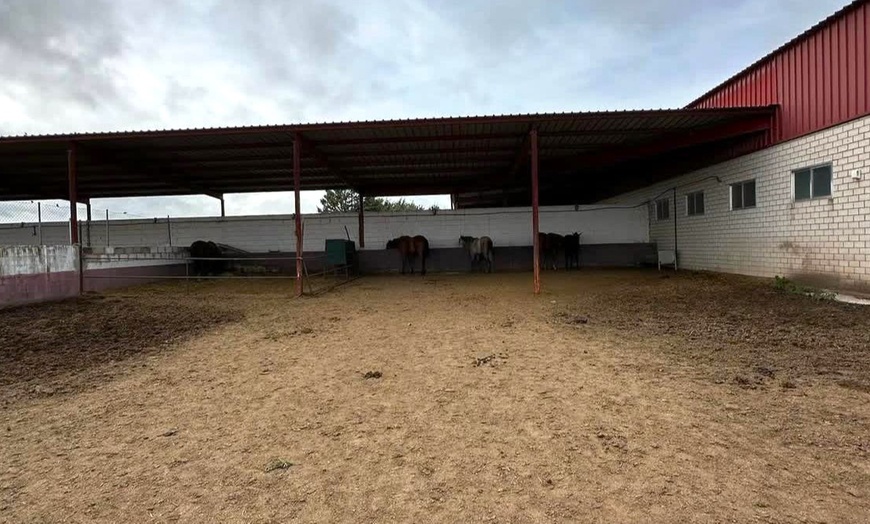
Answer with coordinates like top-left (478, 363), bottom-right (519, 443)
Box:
top-left (0, 0), bottom-right (851, 215)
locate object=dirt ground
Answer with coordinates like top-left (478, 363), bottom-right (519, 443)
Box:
top-left (2, 270), bottom-right (869, 523)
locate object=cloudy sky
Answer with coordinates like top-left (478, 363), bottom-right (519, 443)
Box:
top-left (0, 0), bottom-right (851, 219)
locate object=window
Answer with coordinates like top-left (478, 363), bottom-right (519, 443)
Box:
top-left (686, 191), bottom-right (705, 216)
top-left (731, 180), bottom-right (756, 210)
top-left (794, 164), bottom-right (832, 200)
top-left (655, 198), bottom-right (670, 221)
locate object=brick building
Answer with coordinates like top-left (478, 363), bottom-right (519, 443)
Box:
top-left (602, 0), bottom-right (869, 290)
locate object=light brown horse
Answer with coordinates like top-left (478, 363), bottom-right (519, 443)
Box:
top-left (459, 235), bottom-right (494, 273)
top-left (386, 235), bottom-right (430, 275)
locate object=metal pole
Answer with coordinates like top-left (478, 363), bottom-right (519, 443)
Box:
top-left (86, 201), bottom-right (92, 247)
top-left (106, 209), bottom-right (110, 247)
top-left (673, 187), bottom-right (678, 270)
top-left (67, 143), bottom-right (79, 245)
top-left (37, 202), bottom-right (43, 245)
top-left (358, 192), bottom-right (365, 248)
top-left (167, 215), bottom-right (172, 246)
top-left (293, 132), bottom-right (304, 297)
top-left (530, 129), bottom-right (541, 295)
top-left (220, 196), bottom-right (226, 217)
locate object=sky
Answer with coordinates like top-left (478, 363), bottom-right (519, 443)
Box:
top-left (0, 0), bottom-right (852, 219)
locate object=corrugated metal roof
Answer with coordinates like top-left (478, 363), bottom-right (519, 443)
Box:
top-left (687, 0), bottom-right (866, 108)
top-left (0, 107), bottom-right (775, 206)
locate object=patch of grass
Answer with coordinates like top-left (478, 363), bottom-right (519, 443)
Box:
top-left (773, 276), bottom-right (835, 301)
top-left (264, 458), bottom-right (294, 473)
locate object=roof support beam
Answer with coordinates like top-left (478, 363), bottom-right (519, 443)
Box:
top-left (293, 132), bottom-right (303, 297)
top-left (508, 129), bottom-right (533, 179)
top-left (68, 142), bottom-right (79, 245)
top-left (295, 134), bottom-right (359, 190)
top-left (530, 129), bottom-right (540, 295)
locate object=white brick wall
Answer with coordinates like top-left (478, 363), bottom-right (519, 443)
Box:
top-left (601, 114), bottom-right (870, 290)
top-left (0, 205), bottom-right (649, 252)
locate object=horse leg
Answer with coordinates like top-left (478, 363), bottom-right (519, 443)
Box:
top-left (420, 254), bottom-right (426, 276)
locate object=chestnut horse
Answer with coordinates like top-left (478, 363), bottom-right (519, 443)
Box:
top-left (386, 235), bottom-right (430, 275)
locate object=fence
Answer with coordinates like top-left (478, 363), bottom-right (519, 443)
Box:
top-left (0, 200), bottom-right (177, 247)
top-left (79, 246), bottom-right (355, 296)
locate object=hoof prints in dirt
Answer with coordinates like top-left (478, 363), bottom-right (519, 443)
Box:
top-left (0, 296), bottom-right (240, 400)
top-left (363, 371), bottom-right (383, 379)
top-left (474, 353), bottom-right (508, 367)
top-left (552, 311), bottom-right (589, 327)
top-left (596, 431), bottom-right (628, 453)
top-left (558, 278), bottom-right (870, 389)
top-left (263, 326), bottom-right (314, 341)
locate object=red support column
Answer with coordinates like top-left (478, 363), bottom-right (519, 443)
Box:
top-left (293, 133), bottom-right (304, 297)
top-left (67, 143), bottom-right (79, 245)
top-left (357, 193), bottom-right (365, 248)
top-left (530, 129), bottom-right (541, 295)
top-left (85, 200), bottom-right (92, 247)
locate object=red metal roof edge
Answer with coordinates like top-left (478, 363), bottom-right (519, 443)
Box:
top-left (686, 0), bottom-right (866, 108)
top-left (0, 106), bottom-right (777, 144)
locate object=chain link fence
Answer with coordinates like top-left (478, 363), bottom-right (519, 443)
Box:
top-left (0, 200), bottom-right (176, 247)
top-left (0, 200), bottom-right (81, 245)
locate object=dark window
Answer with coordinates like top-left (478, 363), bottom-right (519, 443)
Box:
top-left (655, 198), bottom-right (670, 221)
top-left (795, 164), bottom-right (832, 200)
top-left (731, 180), bottom-right (756, 210)
top-left (687, 191), bottom-right (705, 216)
top-left (794, 169), bottom-right (812, 200)
top-left (731, 184), bottom-right (743, 209)
top-left (744, 180), bottom-right (756, 207)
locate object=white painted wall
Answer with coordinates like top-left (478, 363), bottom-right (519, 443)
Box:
top-left (0, 205), bottom-right (649, 252)
top-left (0, 245), bottom-right (78, 277)
top-left (601, 114), bottom-right (870, 290)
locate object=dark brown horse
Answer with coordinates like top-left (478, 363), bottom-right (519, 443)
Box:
top-left (564, 232), bottom-right (581, 270)
top-left (537, 232), bottom-right (564, 270)
top-left (386, 235), bottom-right (430, 275)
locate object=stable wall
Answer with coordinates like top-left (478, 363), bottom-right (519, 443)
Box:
top-left (0, 245), bottom-right (79, 308)
top-left (0, 205), bottom-right (649, 253)
top-left (601, 114), bottom-right (870, 291)
top-left (81, 246), bottom-right (188, 293)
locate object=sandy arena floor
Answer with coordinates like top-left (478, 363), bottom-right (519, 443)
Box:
top-left (1, 270), bottom-right (869, 523)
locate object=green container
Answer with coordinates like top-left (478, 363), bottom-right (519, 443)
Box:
top-left (325, 239), bottom-right (356, 267)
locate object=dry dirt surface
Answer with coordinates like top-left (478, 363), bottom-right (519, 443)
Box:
top-left (1, 270), bottom-right (869, 523)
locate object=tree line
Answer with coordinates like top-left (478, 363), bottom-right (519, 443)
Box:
top-left (317, 189), bottom-right (429, 213)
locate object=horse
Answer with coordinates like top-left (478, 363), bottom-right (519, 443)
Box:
top-left (386, 235), bottom-right (430, 275)
top-left (537, 232), bottom-right (564, 270)
top-left (459, 235), bottom-right (494, 273)
top-left (564, 232), bottom-right (581, 270)
top-left (189, 240), bottom-right (225, 276)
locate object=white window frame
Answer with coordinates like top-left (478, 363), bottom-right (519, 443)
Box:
top-left (792, 163), bottom-right (833, 201)
top-left (655, 198), bottom-right (670, 221)
top-left (686, 190), bottom-right (705, 216)
top-left (730, 179), bottom-right (757, 211)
